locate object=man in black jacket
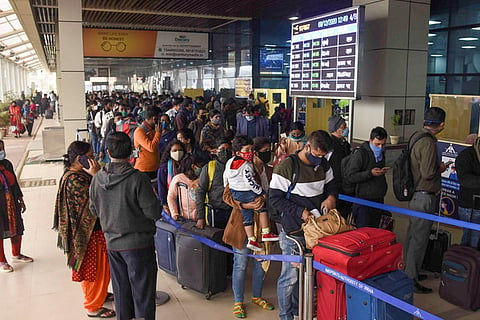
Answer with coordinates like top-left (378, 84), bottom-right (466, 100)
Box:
top-left (344, 126), bottom-right (388, 228)
top-left (456, 136), bottom-right (480, 249)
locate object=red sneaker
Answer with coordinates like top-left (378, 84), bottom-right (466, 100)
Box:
top-left (261, 232), bottom-right (279, 242)
top-left (247, 240), bottom-right (263, 252)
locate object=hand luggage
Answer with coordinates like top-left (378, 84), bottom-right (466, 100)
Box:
top-left (439, 244), bottom-right (480, 310)
top-left (45, 108), bottom-right (53, 119)
top-left (346, 270), bottom-right (413, 320)
top-left (422, 228), bottom-right (451, 273)
top-left (154, 218), bottom-right (179, 276)
top-left (177, 182), bottom-right (194, 220)
top-left (313, 227), bottom-right (404, 320)
top-left (176, 221), bottom-right (227, 299)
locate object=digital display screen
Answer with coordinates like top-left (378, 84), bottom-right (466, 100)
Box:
top-left (289, 7), bottom-right (364, 99)
top-left (260, 49), bottom-right (284, 75)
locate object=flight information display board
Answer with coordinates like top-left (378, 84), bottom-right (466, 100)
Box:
top-left (289, 7), bottom-right (364, 99)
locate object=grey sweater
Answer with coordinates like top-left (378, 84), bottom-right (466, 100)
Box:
top-left (89, 161), bottom-right (161, 250)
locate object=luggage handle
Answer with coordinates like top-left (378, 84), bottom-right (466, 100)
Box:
top-left (177, 182), bottom-right (191, 220)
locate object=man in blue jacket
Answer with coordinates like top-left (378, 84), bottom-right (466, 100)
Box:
top-left (236, 105), bottom-right (269, 139)
top-left (90, 132), bottom-right (161, 320)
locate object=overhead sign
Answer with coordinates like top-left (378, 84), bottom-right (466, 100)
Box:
top-left (83, 28), bottom-right (209, 59)
top-left (289, 7), bottom-right (364, 99)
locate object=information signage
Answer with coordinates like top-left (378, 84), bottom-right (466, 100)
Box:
top-left (289, 7), bottom-right (363, 99)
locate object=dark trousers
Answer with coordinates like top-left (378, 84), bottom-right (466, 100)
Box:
top-left (108, 246), bottom-right (157, 320)
top-left (352, 200), bottom-right (384, 228)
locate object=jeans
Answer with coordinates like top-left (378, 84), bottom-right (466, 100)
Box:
top-left (89, 131), bottom-right (100, 155)
top-left (232, 243), bottom-right (265, 302)
top-left (277, 231), bottom-right (300, 320)
top-left (458, 206), bottom-right (480, 249)
top-left (231, 190), bottom-right (264, 226)
top-left (404, 192), bottom-right (435, 280)
top-left (107, 246), bottom-right (157, 320)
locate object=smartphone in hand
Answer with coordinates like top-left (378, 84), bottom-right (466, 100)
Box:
top-left (78, 155), bottom-right (90, 169)
top-left (382, 166), bottom-right (392, 172)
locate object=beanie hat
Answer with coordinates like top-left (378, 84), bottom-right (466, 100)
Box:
top-left (328, 115), bottom-right (345, 133)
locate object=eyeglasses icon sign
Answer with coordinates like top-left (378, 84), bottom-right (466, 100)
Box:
top-left (101, 41), bottom-right (127, 52)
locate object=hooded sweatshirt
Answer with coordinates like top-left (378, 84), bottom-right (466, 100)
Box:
top-left (89, 161), bottom-right (161, 250)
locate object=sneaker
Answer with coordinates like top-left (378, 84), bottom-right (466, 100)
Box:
top-left (247, 240), bottom-right (263, 252)
top-left (11, 254), bottom-right (34, 263)
top-left (0, 263), bottom-right (13, 273)
top-left (261, 232), bottom-right (279, 242)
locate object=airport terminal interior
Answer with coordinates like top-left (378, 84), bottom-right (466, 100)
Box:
top-left (1, 0), bottom-right (480, 319)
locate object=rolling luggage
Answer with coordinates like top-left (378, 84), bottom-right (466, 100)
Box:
top-left (422, 228), bottom-right (451, 273)
top-left (346, 270), bottom-right (413, 320)
top-left (313, 227), bottom-right (404, 320)
top-left (154, 218), bottom-right (179, 276)
top-left (176, 221), bottom-right (227, 299)
top-left (439, 245), bottom-right (480, 310)
top-left (45, 108), bottom-right (53, 119)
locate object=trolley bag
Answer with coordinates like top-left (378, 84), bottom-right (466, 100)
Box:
top-left (422, 228), bottom-right (451, 273)
top-left (313, 227), bottom-right (404, 320)
top-left (175, 221), bottom-right (227, 299)
top-left (154, 218), bottom-right (179, 276)
top-left (177, 182), bottom-right (194, 220)
top-left (45, 108), bottom-right (54, 119)
top-left (439, 245), bottom-right (480, 310)
top-left (346, 270), bottom-right (413, 320)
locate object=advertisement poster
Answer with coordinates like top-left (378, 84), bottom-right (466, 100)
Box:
top-left (235, 78), bottom-right (252, 98)
top-left (437, 141), bottom-right (468, 218)
top-left (83, 28), bottom-right (208, 59)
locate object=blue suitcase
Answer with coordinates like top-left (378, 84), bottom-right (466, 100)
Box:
top-left (346, 270), bottom-right (413, 320)
top-left (154, 219), bottom-right (178, 276)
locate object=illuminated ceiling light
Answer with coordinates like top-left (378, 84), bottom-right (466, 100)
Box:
top-left (428, 42), bottom-right (433, 45)
top-left (431, 54), bottom-right (443, 57)
top-left (288, 14), bottom-right (300, 21)
top-left (459, 37), bottom-right (478, 41)
top-left (286, 40), bottom-right (291, 43)
top-left (461, 45), bottom-right (476, 49)
top-left (428, 33), bottom-right (437, 37)
top-left (429, 20), bottom-right (441, 25)
top-left (472, 27), bottom-right (480, 30)
top-left (264, 44), bottom-right (277, 47)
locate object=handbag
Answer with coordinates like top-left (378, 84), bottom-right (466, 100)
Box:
top-left (302, 209), bottom-right (355, 249)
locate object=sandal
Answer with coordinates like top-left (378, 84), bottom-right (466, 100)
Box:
top-left (87, 307), bottom-right (116, 318)
top-left (0, 262), bottom-right (14, 273)
top-left (11, 254), bottom-right (34, 263)
top-left (251, 297), bottom-right (274, 310)
top-left (233, 302), bottom-right (246, 318)
top-left (104, 292), bottom-right (114, 303)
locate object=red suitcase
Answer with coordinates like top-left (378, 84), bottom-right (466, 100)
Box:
top-left (313, 227), bottom-right (404, 320)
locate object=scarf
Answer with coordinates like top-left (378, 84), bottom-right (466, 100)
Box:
top-left (0, 168), bottom-right (18, 237)
top-left (53, 170), bottom-right (96, 272)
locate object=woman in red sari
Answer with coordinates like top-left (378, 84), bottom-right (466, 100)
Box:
top-left (8, 101), bottom-right (23, 138)
top-left (0, 140), bottom-right (33, 273)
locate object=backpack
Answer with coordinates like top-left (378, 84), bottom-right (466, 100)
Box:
top-left (270, 153), bottom-right (300, 222)
top-left (392, 132), bottom-right (432, 201)
top-left (340, 147), bottom-right (364, 196)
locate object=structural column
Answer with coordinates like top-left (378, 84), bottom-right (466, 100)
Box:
top-left (57, 0), bottom-right (85, 148)
top-left (352, 0), bottom-right (431, 141)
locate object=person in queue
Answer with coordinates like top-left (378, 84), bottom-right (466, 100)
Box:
top-left (200, 109), bottom-right (225, 154)
top-left (0, 140), bottom-right (33, 273)
top-left (158, 113), bottom-right (177, 156)
top-left (273, 121), bottom-right (307, 166)
top-left (176, 128), bottom-right (209, 164)
top-left (236, 105), bottom-right (269, 139)
top-left (133, 108), bottom-right (161, 180)
top-left (188, 106), bottom-right (207, 145)
top-left (269, 130), bottom-right (337, 320)
top-left (54, 141), bottom-right (115, 318)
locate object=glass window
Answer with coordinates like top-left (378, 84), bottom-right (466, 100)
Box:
top-left (426, 76), bottom-right (446, 94)
top-left (450, 0), bottom-right (480, 28)
top-left (427, 30), bottom-right (447, 73)
top-left (447, 28), bottom-right (480, 74)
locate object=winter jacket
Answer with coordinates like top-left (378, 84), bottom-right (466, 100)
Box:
top-left (456, 146), bottom-right (480, 208)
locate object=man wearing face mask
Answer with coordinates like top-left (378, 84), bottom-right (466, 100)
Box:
top-left (343, 126), bottom-right (388, 228)
top-left (195, 138), bottom-right (233, 229)
top-left (236, 105), bottom-right (269, 139)
top-left (133, 108), bottom-right (161, 179)
top-left (269, 130), bottom-right (337, 320)
top-left (200, 109), bottom-right (225, 154)
top-left (188, 106), bottom-right (207, 145)
top-left (328, 115), bottom-right (352, 218)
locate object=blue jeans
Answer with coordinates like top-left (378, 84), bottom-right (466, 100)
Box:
top-left (107, 246), bottom-right (157, 320)
top-left (232, 243), bottom-right (265, 302)
top-left (231, 190), bottom-right (264, 226)
top-left (89, 131), bottom-right (100, 154)
top-left (458, 206), bottom-right (480, 249)
top-left (277, 231), bottom-right (300, 320)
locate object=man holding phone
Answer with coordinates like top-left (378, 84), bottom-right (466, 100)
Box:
top-left (133, 108), bottom-right (162, 179)
top-left (343, 126), bottom-right (389, 228)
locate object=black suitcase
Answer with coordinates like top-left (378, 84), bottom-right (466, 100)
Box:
top-left (45, 108), bottom-right (53, 119)
top-left (439, 245), bottom-right (480, 310)
top-left (176, 221), bottom-right (227, 299)
top-left (422, 228), bottom-right (451, 273)
top-left (154, 218), bottom-right (178, 276)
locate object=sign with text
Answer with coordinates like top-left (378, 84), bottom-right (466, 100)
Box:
top-left (289, 7), bottom-right (364, 99)
top-left (83, 29), bottom-right (209, 59)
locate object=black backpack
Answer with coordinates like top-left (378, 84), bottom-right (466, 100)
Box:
top-left (340, 147), bottom-right (364, 196)
top-left (270, 154), bottom-right (300, 222)
top-left (392, 132), bottom-right (432, 201)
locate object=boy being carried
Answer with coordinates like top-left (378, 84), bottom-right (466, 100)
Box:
top-left (224, 135), bottom-right (278, 251)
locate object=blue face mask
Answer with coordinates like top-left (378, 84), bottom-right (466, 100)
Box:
top-left (306, 149), bottom-right (324, 166)
top-left (0, 150), bottom-right (5, 161)
top-left (161, 122), bottom-right (169, 130)
top-left (369, 143), bottom-right (383, 162)
top-left (342, 127), bottom-right (349, 137)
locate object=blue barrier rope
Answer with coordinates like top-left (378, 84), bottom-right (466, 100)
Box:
top-left (160, 211), bottom-right (302, 264)
top-left (339, 194), bottom-right (480, 231)
top-left (313, 261), bottom-right (443, 320)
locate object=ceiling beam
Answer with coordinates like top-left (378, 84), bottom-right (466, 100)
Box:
top-left (83, 7), bottom-right (251, 21)
top-left (0, 29), bottom-right (24, 40)
top-left (83, 22), bottom-right (210, 33)
top-left (6, 40), bottom-right (30, 51)
top-left (0, 10), bottom-right (15, 18)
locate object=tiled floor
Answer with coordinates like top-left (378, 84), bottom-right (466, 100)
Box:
top-left (0, 119), bottom-right (479, 319)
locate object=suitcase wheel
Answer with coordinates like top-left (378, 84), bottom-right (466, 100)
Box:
top-left (205, 292), bottom-right (212, 300)
top-left (181, 285), bottom-right (187, 290)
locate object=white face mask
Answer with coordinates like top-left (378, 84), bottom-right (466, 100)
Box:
top-left (245, 115), bottom-right (254, 121)
top-left (170, 150), bottom-right (184, 162)
top-left (0, 150), bottom-right (5, 161)
top-left (115, 120), bottom-right (123, 126)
